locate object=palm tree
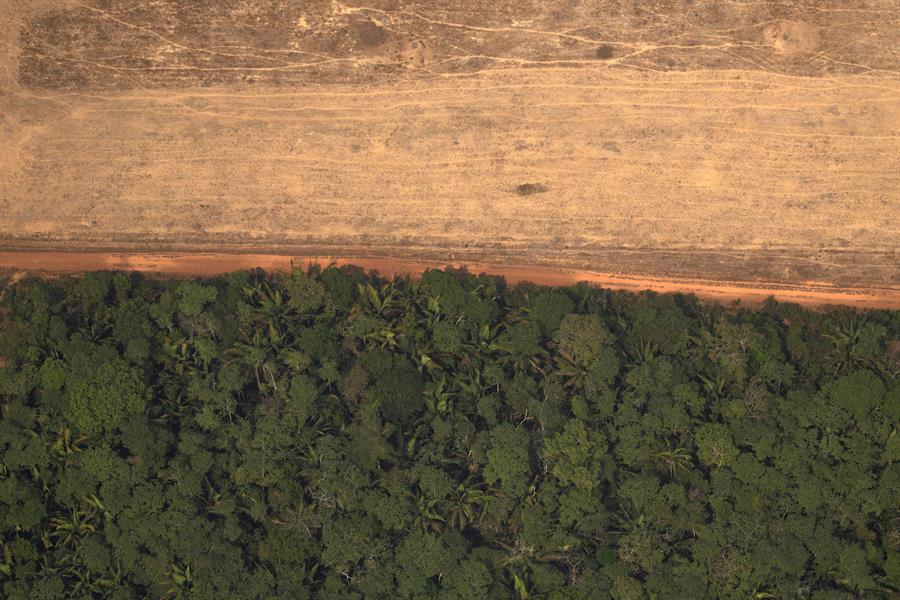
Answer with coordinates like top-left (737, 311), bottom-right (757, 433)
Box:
top-left (160, 562), bottom-right (193, 600)
top-left (554, 348), bottom-right (588, 391)
top-left (625, 337), bottom-right (657, 368)
top-left (49, 496), bottom-right (106, 548)
top-left (413, 494), bottom-right (446, 534)
top-left (230, 329), bottom-right (279, 394)
top-left (696, 364), bottom-right (728, 400)
top-left (50, 427), bottom-right (87, 459)
top-left (357, 279), bottom-right (404, 319)
top-left (654, 446), bottom-right (693, 478)
top-left (445, 479), bottom-right (488, 530)
top-left (423, 372), bottom-right (455, 416)
top-left (824, 313), bottom-right (871, 375)
top-left (243, 279), bottom-right (293, 335)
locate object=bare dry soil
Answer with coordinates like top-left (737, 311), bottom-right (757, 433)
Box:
top-left (1, 1), bottom-right (898, 306)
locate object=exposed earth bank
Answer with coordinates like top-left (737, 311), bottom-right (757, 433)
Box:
top-left (1, 251), bottom-right (897, 310)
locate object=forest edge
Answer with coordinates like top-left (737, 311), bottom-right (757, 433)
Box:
top-left (0, 251), bottom-right (898, 311)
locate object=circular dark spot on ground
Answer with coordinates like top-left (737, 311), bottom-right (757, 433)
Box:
top-left (595, 45), bottom-right (615, 60)
top-left (515, 183), bottom-right (548, 196)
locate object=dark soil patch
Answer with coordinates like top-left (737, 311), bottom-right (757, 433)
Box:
top-left (515, 183), bottom-right (548, 196)
top-left (595, 45), bottom-right (615, 59)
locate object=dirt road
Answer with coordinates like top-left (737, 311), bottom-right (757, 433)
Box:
top-left (1, 1), bottom-right (898, 304)
top-left (2, 251), bottom-right (897, 310)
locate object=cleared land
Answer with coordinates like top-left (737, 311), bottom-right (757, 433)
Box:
top-left (1, 1), bottom-right (898, 305)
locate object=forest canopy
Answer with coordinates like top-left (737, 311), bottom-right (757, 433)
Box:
top-left (0, 266), bottom-right (898, 599)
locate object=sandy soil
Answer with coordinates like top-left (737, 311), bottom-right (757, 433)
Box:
top-left (1, 251), bottom-right (897, 310)
top-left (0, 1), bottom-right (898, 305)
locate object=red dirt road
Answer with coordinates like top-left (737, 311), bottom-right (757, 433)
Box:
top-left (1, 251), bottom-right (897, 310)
